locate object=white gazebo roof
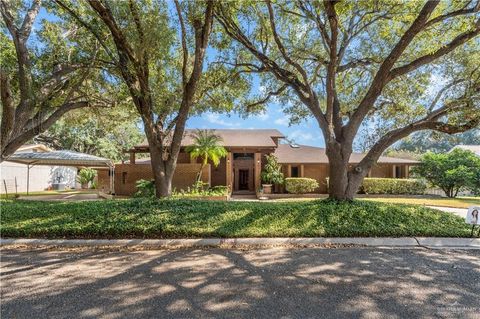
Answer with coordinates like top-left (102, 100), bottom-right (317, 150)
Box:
top-left (6, 150), bottom-right (113, 167)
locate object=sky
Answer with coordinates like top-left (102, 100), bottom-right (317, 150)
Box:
top-left (29, 5), bottom-right (326, 148)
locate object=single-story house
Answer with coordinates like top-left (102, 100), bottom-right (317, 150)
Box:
top-left (97, 129), bottom-right (418, 196)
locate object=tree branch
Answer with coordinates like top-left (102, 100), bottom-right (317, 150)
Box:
top-left (174, 0), bottom-right (189, 86)
top-left (389, 24), bottom-right (480, 79)
top-left (345, 0), bottom-right (440, 140)
top-left (54, 0), bottom-right (117, 62)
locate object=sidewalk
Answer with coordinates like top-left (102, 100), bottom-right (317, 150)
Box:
top-left (1, 237), bottom-right (479, 249)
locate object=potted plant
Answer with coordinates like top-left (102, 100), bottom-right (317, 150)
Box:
top-left (260, 154), bottom-right (284, 194)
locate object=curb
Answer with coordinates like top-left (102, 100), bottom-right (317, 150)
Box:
top-left (1, 237), bottom-right (479, 249)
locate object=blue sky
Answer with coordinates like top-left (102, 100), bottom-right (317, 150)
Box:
top-left (30, 5), bottom-right (326, 148)
top-left (187, 104), bottom-right (326, 147)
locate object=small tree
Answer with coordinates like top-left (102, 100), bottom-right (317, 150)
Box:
top-left (412, 149), bottom-right (480, 198)
top-left (185, 130), bottom-right (228, 183)
top-left (76, 168), bottom-right (97, 189)
top-left (261, 154), bottom-right (284, 185)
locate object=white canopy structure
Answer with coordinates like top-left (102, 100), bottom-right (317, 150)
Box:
top-left (6, 150), bottom-right (114, 195)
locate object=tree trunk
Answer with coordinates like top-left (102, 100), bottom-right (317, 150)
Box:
top-left (326, 145), bottom-right (368, 201)
top-left (196, 162), bottom-right (205, 183)
top-left (148, 139), bottom-right (176, 198)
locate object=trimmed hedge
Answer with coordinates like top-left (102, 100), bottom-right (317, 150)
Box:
top-left (361, 178), bottom-right (427, 195)
top-left (285, 178), bottom-right (319, 194)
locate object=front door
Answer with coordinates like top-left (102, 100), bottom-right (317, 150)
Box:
top-left (238, 169), bottom-right (249, 190)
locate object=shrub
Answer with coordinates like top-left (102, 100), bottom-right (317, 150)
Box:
top-left (412, 149), bottom-right (480, 197)
top-left (285, 178), bottom-right (319, 194)
top-left (76, 168), bottom-right (97, 188)
top-left (361, 178), bottom-right (427, 195)
top-left (261, 154), bottom-right (284, 185)
top-left (173, 183), bottom-right (230, 197)
top-left (134, 179), bottom-right (155, 198)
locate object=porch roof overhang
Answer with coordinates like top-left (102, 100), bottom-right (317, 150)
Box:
top-left (6, 150), bottom-right (114, 168)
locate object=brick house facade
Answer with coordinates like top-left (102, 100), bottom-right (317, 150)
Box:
top-left (97, 129), bottom-right (418, 196)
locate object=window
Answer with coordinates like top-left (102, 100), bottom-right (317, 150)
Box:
top-left (291, 166), bottom-right (299, 177)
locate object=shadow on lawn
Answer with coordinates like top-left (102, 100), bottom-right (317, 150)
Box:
top-left (0, 199), bottom-right (473, 238)
top-left (1, 247), bottom-right (479, 318)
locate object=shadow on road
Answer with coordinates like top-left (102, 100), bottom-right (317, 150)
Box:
top-left (1, 247), bottom-right (479, 318)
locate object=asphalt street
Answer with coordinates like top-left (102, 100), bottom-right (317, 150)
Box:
top-left (1, 247), bottom-right (479, 319)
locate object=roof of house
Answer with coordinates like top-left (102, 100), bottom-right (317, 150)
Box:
top-left (136, 129), bottom-right (285, 149)
top-left (451, 145), bottom-right (480, 156)
top-left (274, 143), bottom-right (419, 164)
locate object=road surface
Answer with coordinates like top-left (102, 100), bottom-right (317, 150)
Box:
top-left (1, 247), bottom-right (479, 319)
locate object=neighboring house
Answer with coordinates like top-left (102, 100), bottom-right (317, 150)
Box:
top-left (0, 144), bottom-right (77, 194)
top-left (98, 129), bottom-right (417, 196)
top-left (450, 145), bottom-right (480, 157)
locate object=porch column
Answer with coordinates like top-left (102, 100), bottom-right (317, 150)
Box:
top-left (300, 164), bottom-right (304, 177)
top-left (129, 152), bottom-right (135, 164)
top-left (405, 165), bottom-right (409, 178)
top-left (226, 152), bottom-right (233, 193)
top-left (287, 164), bottom-right (292, 177)
top-left (254, 152), bottom-right (261, 192)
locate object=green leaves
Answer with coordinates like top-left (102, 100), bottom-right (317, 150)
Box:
top-left (261, 154), bottom-right (284, 185)
top-left (0, 198), bottom-right (472, 238)
top-left (185, 129), bottom-right (228, 167)
top-left (413, 148), bottom-right (480, 197)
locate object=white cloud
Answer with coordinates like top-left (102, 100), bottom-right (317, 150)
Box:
top-left (205, 113), bottom-right (240, 127)
top-left (274, 117), bottom-right (289, 126)
top-left (289, 130), bottom-right (314, 143)
top-left (254, 111), bottom-right (269, 121)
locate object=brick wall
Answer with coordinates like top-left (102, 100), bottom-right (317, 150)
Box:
top-left (98, 163), bottom-right (210, 196)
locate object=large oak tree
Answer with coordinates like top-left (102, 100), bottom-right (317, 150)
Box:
top-left (216, 0), bottom-right (480, 200)
top-left (57, 0), bottom-right (245, 197)
top-left (0, 0), bottom-right (107, 161)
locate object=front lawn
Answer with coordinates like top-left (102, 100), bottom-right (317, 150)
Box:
top-left (0, 199), bottom-right (472, 238)
top-left (361, 196), bottom-right (480, 209)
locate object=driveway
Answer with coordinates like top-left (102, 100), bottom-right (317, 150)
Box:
top-left (426, 206), bottom-right (468, 218)
top-left (1, 247), bottom-right (479, 319)
top-left (19, 193), bottom-right (101, 201)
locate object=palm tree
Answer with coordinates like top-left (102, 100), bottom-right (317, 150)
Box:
top-left (186, 130), bottom-right (228, 183)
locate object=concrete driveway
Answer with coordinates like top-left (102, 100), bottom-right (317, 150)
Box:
top-left (19, 193), bottom-right (101, 201)
top-left (426, 206), bottom-right (469, 219)
top-left (1, 247), bottom-right (479, 319)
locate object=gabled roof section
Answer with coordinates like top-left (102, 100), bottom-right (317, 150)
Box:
top-left (274, 144), bottom-right (419, 164)
top-left (136, 129), bottom-right (285, 149)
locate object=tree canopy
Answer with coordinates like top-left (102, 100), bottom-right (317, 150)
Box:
top-left (35, 106), bottom-right (143, 161)
top-left (0, 0), bottom-right (113, 161)
top-left (413, 148), bottom-right (480, 197)
top-left (215, 0), bottom-right (480, 199)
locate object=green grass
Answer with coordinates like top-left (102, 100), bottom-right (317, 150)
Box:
top-left (0, 198), bottom-right (472, 238)
top-left (361, 196), bottom-right (480, 209)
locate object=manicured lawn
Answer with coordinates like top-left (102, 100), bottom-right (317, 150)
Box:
top-left (0, 198), bottom-right (472, 238)
top-left (361, 196), bottom-right (480, 209)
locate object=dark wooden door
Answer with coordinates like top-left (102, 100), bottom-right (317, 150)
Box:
top-left (238, 169), bottom-right (249, 190)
